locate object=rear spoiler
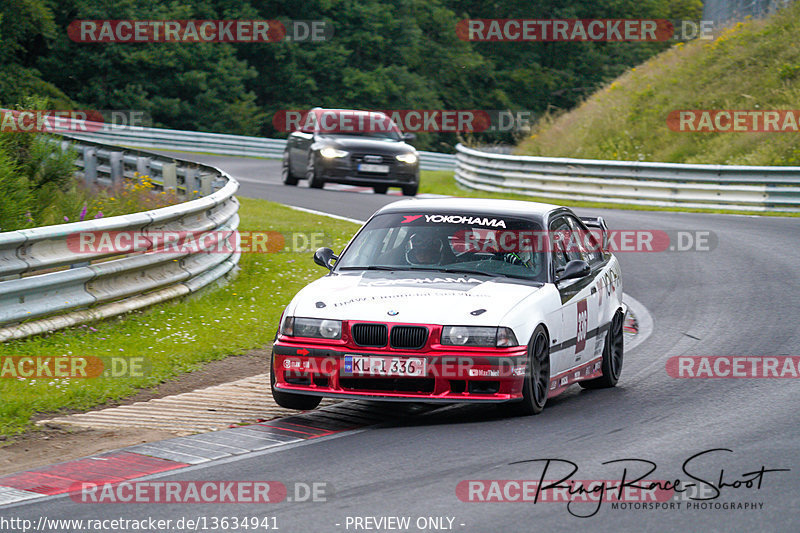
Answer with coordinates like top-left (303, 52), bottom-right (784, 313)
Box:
top-left (579, 216), bottom-right (609, 252)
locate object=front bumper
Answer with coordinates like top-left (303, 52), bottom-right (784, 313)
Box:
top-left (272, 341), bottom-right (528, 402)
top-left (316, 155), bottom-right (419, 186)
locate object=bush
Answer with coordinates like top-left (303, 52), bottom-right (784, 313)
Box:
top-left (0, 151), bottom-right (33, 232)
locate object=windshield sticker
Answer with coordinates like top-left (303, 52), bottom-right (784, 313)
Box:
top-left (401, 214), bottom-right (508, 228)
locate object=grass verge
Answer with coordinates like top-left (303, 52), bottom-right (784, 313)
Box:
top-left (0, 197), bottom-right (359, 438)
top-left (516, 5), bottom-right (800, 167)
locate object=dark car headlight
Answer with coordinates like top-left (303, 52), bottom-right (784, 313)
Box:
top-left (320, 146), bottom-right (349, 159)
top-left (281, 317), bottom-right (342, 339)
top-left (441, 326), bottom-right (518, 347)
top-left (396, 153), bottom-right (418, 165)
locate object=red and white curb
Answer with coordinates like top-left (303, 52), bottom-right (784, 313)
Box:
top-left (0, 402), bottom-right (407, 507)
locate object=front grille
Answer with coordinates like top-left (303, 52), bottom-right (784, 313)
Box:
top-left (351, 323), bottom-right (388, 347)
top-left (390, 326), bottom-right (428, 349)
top-left (339, 377), bottom-right (435, 393)
top-left (352, 153), bottom-right (390, 164)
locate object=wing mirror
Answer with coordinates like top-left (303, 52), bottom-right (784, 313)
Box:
top-left (314, 247), bottom-right (338, 271)
top-left (402, 132), bottom-right (416, 142)
top-left (557, 260), bottom-right (590, 282)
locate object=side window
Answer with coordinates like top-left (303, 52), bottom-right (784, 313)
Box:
top-left (565, 216), bottom-right (603, 265)
top-left (549, 218), bottom-right (573, 273)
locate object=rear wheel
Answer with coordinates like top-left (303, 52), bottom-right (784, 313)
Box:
top-left (270, 353), bottom-right (322, 410)
top-left (281, 151), bottom-right (298, 186)
top-left (508, 325), bottom-right (550, 416)
top-left (402, 183), bottom-right (418, 196)
top-left (306, 155), bottom-right (324, 189)
top-left (373, 185), bottom-right (388, 194)
top-left (580, 310), bottom-right (624, 389)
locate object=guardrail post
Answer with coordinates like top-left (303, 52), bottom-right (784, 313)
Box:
top-left (109, 151), bottom-right (124, 184)
top-left (198, 173), bottom-right (213, 196)
top-left (83, 147), bottom-right (97, 185)
top-left (161, 162), bottom-right (178, 191)
top-left (136, 156), bottom-right (151, 179)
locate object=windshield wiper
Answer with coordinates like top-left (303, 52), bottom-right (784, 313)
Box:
top-left (337, 265), bottom-right (539, 282)
top-left (338, 265), bottom-right (406, 271)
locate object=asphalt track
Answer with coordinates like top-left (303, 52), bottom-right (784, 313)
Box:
top-left (3, 153), bottom-right (799, 532)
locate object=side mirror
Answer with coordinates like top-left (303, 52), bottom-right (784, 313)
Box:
top-left (314, 247), bottom-right (338, 271)
top-left (557, 260), bottom-right (590, 282)
top-left (402, 132), bottom-right (416, 142)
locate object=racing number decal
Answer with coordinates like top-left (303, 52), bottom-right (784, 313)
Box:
top-left (576, 298), bottom-right (588, 353)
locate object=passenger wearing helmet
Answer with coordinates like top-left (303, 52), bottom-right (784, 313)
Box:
top-left (405, 231), bottom-right (445, 265)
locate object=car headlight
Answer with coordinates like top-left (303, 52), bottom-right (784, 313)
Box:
top-left (441, 326), bottom-right (518, 347)
top-left (281, 317), bottom-right (342, 340)
top-left (396, 153), bottom-right (418, 165)
top-left (320, 146), bottom-right (348, 159)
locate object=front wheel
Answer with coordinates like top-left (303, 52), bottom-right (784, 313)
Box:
top-left (373, 185), bottom-right (388, 194)
top-left (270, 353), bottom-right (322, 410)
top-left (306, 155), bottom-right (324, 189)
top-left (580, 310), bottom-right (624, 389)
top-left (402, 183), bottom-right (418, 196)
top-left (282, 151), bottom-right (298, 186)
top-left (508, 325), bottom-right (550, 416)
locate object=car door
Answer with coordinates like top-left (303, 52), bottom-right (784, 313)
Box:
top-left (564, 214), bottom-right (607, 365)
top-left (549, 215), bottom-right (596, 375)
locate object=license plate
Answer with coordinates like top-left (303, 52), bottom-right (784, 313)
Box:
top-left (343, 355), bottom-right (426, 377)
top-left (358, 163), bottom-right (390, 173)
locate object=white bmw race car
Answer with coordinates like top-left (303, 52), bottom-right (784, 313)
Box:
top-left (271, 198), bottom-right (625, 415)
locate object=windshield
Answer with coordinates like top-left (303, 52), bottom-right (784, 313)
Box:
top-left (336, 213), bottom-right (547, 282)
top-left (315, 111), bottom-right (403, 140)
top-left (321, 130), bottom-right (402, 141)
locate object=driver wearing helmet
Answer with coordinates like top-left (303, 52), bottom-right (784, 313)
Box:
top-left (502, 248), bottom-right (543, 276)
top-left (405, 231), bottom-right (445, 265)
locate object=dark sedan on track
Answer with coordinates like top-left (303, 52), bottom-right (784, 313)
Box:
top-left (281, 108), bottom-right (420, 196)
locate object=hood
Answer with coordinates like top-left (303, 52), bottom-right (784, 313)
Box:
top-left (319, 136), bottom-right (414, 155)
top-left (287, 271), bottom-right (541, 326)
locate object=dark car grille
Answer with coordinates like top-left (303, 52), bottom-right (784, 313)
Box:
top-left (352, 153), bottom-right (391, 165)
top-left (390, 326), bottom-right (428, 349)
top-left (351, 323), bottom-right (388, 347)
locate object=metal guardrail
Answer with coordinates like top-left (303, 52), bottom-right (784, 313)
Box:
top-left (65, 122), bottom-right (457, 171)
top-left (455, 144), bottom-right (800, 212)
top-left (0, 137), bottom-right (241, 341)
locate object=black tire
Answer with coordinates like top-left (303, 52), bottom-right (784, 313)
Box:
top-left (373, 185), bottom-right (388, 194)
top-left (402, 183), bottom-right (418, 196)
top-left (270, 353), bottom-right (322, 410)
top-left (282, 151), bottom-right (298, 186)
top-left (306, 155), bottom-right (324, 189)
top-left (508, 325), bottom-right (550, 416)
top-left (580, 310), bottom-right (624, 389)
